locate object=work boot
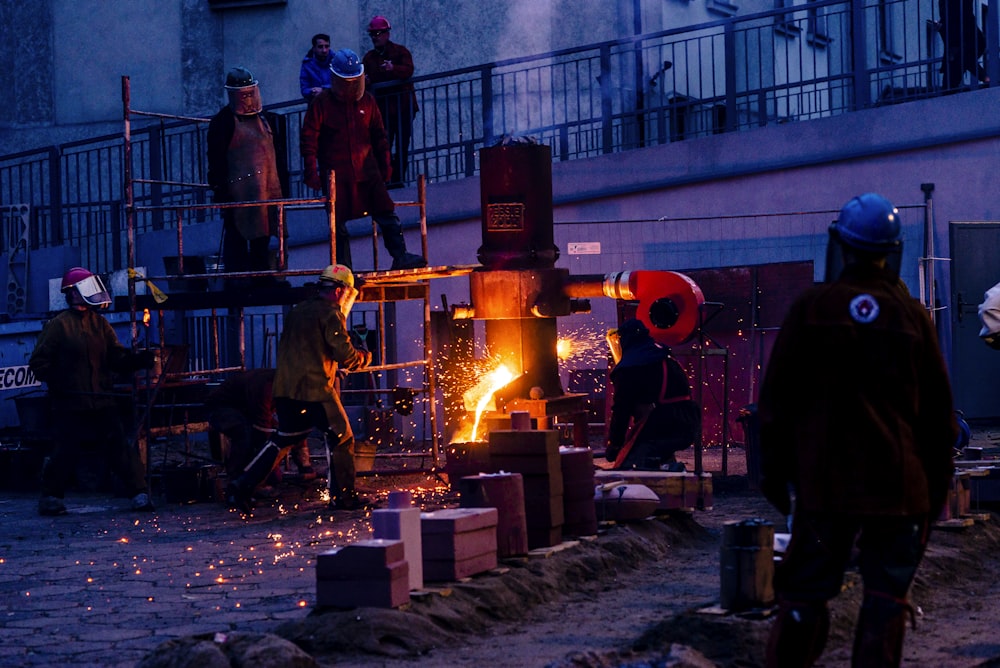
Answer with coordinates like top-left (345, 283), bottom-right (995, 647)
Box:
top-left (328, 492), bottom-right (374, 511)
top-left (39, 496), bottom-right (67, 516)
top-left (130, 493), bottom-right (155, 512)
top-left (766, 600), bottom-right (830, 667)
top-left (226, 482), bottom-right (254, 515)
top-left (390, 252), bottom-right (427, 270)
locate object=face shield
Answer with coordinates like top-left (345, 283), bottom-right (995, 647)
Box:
top-left (68, 274), bottom-right (112, 308)
top-left (824, 227), bottom-right (902, 283)
top-left (336, 284), bottom-right (359, 318)
top-left (606, 328), bottom-right (623, 365)
top-left (331, 74), bottom-right (365, 102)
top-left (226, 84), bottom-right (263, 115)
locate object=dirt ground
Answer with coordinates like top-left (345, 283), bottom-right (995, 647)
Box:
top-left (139, 432), bottom-right (1000, 668)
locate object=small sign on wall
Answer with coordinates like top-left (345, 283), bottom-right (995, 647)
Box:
top-left (567, 242), bottom-right (601, 255)
top-left (0, 365), bottom-right (41, 391)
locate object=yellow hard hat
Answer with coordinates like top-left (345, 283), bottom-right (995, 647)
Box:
top-left (319, 264), bottom-right (354, 288)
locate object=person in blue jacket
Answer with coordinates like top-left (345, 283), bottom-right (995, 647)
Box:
top-left (300, 33), bottom-right (332, 100)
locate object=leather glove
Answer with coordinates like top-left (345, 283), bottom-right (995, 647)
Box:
top-left (605, 442), bottom-right (620, 463)
top-left (304, 159), bottom-right (321, 191)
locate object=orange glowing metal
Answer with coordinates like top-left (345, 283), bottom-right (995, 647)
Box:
top-left (459, 363), bottom-right (514, 442)
top-left (556, 337), bottom-right (572, 360)
top-left (142, 308), bottom-right (151, 326)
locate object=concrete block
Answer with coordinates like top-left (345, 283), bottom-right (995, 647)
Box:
top-left (527, 525), bottom-right (563, 550)
top-left (457, 472), bottom-right (529, 558)
top-left (422, 526), bottom-right (497, 560)
top-left (424, 551), bottom-right (498, 582)
top-left (421, 507), bottom-right (498, 534)
top-left (316, 561), bottom-right (410, 608)
top-left (490, 453), bottom-right (562, 477)
top-left (488, 429), bottom-right (559, 456)
top-left (372, 506), bottom-right (424, 591)
top-left (522, 492), bottom-right (564, 527)
top-left (521, 471), bottom-right (564, 496)
top-left (316, 539), bottom-right (405, 579)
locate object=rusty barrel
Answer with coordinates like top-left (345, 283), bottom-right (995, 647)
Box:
top-left (458, 472), bottom-right (529, 558)
top-left (560, 447), bottom-right (598, 537)
top-left (719, 518), bottom-right (775, 611)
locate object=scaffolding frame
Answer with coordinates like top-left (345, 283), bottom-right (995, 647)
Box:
top-left (120, 75), bottom-right (442, 467)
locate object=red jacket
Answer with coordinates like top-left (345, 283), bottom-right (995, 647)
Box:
top-left (300, 90), bottom-right (394, 220)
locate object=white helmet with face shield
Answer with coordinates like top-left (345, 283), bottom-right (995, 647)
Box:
top-left (61, 267), bottom-right (111, 308)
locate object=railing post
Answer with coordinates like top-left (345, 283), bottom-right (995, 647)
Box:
top-left (47, 146), bottom-right (63, 245)
top-left (724, 22), bottom-right (737, 131)
top-left (851, 0), bottom-right (871, 110)
top-left (481, 64), bottom-right (494, 149)
top-left (148, 125), bottom-right (164, 230)
top-left (600, 44), bottom-right (614, 154)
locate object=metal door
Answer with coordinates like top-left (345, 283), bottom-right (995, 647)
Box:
top-left (950, 222), bottom-right (1000, 420)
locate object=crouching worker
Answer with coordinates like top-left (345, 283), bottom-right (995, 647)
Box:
top-left (758, 193), bottom-right (957, 667)
top-left (605, 319), bottom-right (700, 471)
top-left (206, 368), bottom-right (315, 496)
top-left (226, 265), bottom-right (372, 514)
top-left (30, 267), bottom-right (156, 516)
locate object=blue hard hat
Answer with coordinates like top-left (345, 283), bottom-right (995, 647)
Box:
top-left (330, 49), bottom-right (364, 79)
top-left (831, 193), bottom-right (902, 253)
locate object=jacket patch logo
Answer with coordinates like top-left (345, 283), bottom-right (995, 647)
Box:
top-left (849, 294), bottom-right (879, 323)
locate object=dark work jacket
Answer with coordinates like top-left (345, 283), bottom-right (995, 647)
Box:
top-left (272, 295), bottom-right (370, 402)
top-left (362, 41), bottom-right (418, 118)
top-left (757, 263), bottom-right (957, 517)
top-left (607, 340), bottom-right (699, 458)
top-left (29, 309), bottom-right (134, 412)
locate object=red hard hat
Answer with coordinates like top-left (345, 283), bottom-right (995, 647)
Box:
top-left (368, 15), bottom-right (391, 32)
top-left (61, 266), bottom-right (95, 291)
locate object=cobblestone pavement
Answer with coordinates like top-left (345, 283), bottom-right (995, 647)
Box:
top-left (0, 471), bottom-right (450, 668)
top-left (2, 429), bottom-right (994, 667)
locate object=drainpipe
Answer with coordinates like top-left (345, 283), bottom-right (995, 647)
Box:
top-left (921, 182), bottom-right (935, 324)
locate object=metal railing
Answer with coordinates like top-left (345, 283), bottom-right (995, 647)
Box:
top-left (0, 0), bottom-right (991, 278)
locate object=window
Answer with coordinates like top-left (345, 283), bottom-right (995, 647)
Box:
top-left (807, 0), bottom-right (831, 46)
top-left (708, 0), bottom-right (740, 18)
top-left (878, 0), bottom-right (902, 61)
top-left (774, 0), bottom-right (801, 37)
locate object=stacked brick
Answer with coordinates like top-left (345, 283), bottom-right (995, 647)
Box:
top-left (372, 490), bottom-right (424, 590)
top-left (560, 446), bottom-right (598, 537)
top-left (457, 472), bottom-right (529, 558)
top-left (316, 539), bottom-right (410, 608)
top-left (488, 430), bottom-right (564, 549)
top-left (421, 507), bottom-right (499, 581)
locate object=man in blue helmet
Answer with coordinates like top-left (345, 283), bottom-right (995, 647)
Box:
top-left (300, 48), bottom-right (426, 271)
top-left (758, 193), bottom-right (958, 667)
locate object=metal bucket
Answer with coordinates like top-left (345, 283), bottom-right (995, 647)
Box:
top-left (719, 518), bottom-right (775, 611)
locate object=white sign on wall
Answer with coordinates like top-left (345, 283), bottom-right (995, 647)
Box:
top-left (0, 365), bottom-right (41, 390)
top-left (567, 242), bottom-right (601, 255)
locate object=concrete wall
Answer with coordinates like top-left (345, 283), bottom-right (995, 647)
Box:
top-left (0, 0), bottom-right (721, 153)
